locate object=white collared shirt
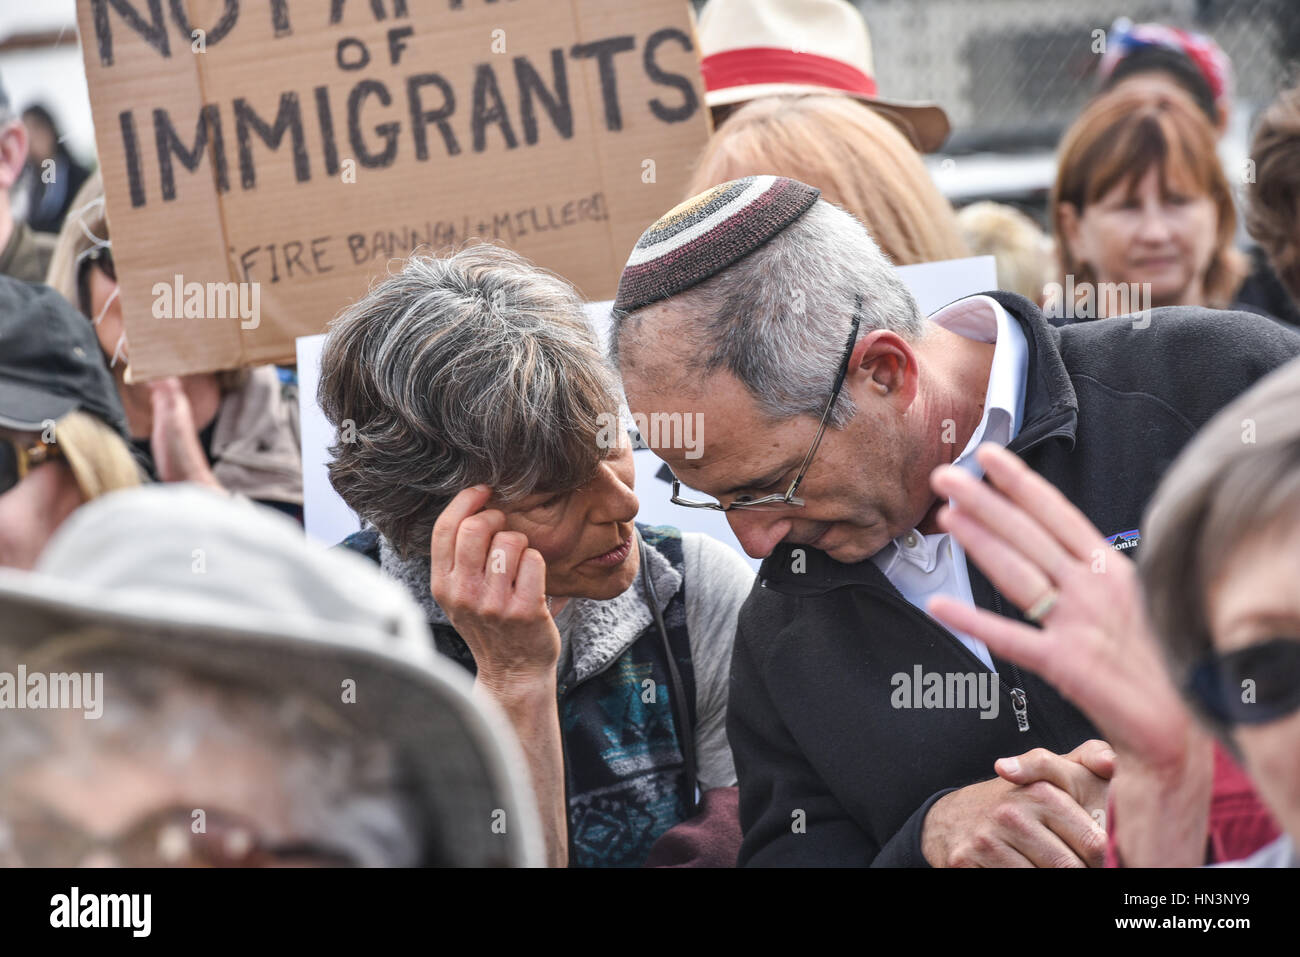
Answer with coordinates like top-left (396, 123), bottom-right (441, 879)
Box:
top-left (870, 295), bottom-right (1029, 672)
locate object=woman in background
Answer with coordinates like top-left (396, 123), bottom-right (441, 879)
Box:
top-left (0, 277), bottom-right (140, 569)
top-left (1051, 85), bottom-right (1247, 321)
top-left (45, 174), bottom-right (302, 517)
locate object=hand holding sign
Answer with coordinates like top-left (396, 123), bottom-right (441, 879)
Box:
top-left (146, 376), bottom-right (224, 490)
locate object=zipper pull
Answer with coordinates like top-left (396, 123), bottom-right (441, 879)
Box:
top-left (1010, 687), bottom-right (1030, 732)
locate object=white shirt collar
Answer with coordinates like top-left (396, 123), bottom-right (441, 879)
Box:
top-left (931, 294), bottom-right (1028, 478)
top-left (872, 294), bottom-right (1029, 572)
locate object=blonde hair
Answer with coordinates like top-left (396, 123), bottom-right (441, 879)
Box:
top-left (55, 411), bottom-right (143, 500)
top-left (957, 201), bottom-right (1054, 303)
top-left (687, 95), bottom-right (969, 266)
top-left (46, 171), bottom-right (107, 316)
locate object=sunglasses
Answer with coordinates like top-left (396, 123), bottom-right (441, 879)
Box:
top-left (1187, 636), bottom-right (1300, 726)
top-left (76, 244), bottom-right (116, 318)
top-left (0, 436), bottom-right (62, 497)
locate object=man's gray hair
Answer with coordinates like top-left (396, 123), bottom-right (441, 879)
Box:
top-left (609, 200), bottom-right (926, 428)
top-left (319, 244), bottom-right (621, 558)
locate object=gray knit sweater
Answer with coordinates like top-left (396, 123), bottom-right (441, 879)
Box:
top-left (377, 529), bottom-right (755, 789)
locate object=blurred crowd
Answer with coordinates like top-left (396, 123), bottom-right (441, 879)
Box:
top-left (2, 0), bottom-right (1300, 869)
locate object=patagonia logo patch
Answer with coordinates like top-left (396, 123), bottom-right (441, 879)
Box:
top-left (1106, 528), bottom-right (1141, 551)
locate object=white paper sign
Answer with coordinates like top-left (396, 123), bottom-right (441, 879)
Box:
top-left (297, 333), bottom-right (360, 546)
top-left (895, 255), bottom-right (998, 316)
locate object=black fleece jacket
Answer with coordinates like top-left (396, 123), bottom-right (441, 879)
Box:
top-left (729, 293), bottom-right (1300, 867)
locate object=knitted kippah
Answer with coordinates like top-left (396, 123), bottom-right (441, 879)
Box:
top-left (614, 175), bottom-right (821, 313)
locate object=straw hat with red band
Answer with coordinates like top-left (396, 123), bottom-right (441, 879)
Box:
top-left (697, 0), bottom-right (951, 153)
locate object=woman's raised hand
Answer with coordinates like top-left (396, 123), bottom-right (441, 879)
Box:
top-left (429, 484), bottom-right (561, 692)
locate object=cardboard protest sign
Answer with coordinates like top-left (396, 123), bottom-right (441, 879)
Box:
top-left (77, 0), bottom-right (710, 378)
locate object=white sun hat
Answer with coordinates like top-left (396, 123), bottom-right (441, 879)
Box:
top-left (697, 0), bottom-right (951, 152)
top-left (0, 484), bottom-right (545, 867)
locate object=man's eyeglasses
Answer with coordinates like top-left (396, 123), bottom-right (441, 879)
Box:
top-left (0, 436), bottom-right (62, 497)
top-left (670, 296), bottom-right (863, 511)
top-left (1187, 637), bottom-right (1300, 726)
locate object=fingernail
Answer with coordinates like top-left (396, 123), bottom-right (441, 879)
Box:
top-left (1100, 749), bottom-right (1116, 762)
top-left (1000, 757), bottom-right (1020, 774)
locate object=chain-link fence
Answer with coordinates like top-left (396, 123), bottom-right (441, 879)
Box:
top-left (858, 0), bottom-right (1299, 149)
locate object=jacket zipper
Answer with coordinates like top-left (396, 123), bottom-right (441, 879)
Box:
top-left (991, 590), bottom-right (1030, 733)
top-left (762, 401), bottom-right (1079, 740)
top-left (864, 585), bottom-right (1030, 733)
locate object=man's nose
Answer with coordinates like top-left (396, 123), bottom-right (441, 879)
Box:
top-left (726, 510), bottom-right (793, 559)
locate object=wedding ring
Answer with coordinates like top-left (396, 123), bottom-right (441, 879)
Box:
top-left (1024, 586), bottom-right (1060, 623)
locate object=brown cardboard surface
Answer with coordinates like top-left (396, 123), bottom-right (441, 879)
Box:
top-left (77, 0), bottom-right (708, 378)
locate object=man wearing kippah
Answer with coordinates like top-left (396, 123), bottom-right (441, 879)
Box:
top-left (608, 176), bottom-right (1300, 867)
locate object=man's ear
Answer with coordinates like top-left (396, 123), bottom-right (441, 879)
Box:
top-left (0, 122), bottom-right (29, 192)
top-left (850, 329), bottom-right (918, 408)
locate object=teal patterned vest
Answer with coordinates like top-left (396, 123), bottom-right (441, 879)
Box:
top-left (340, 523), bottom-right (697, 867)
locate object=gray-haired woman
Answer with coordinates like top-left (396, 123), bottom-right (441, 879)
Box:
top-left (319, 245), bottom-right (754, 868)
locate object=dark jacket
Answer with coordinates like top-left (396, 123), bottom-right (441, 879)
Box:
top-left (1235, 246), bottom-right (1300, 328)
top-left (729, 292), bottom-right (1300, 867)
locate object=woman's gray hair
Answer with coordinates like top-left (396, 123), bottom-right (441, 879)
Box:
top-left (609, 200), bottom-right (926, 428)
top-left (319, 244), bottom-right (621, 558)
top-left (1141, 356), bottom-right (1300, 740)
